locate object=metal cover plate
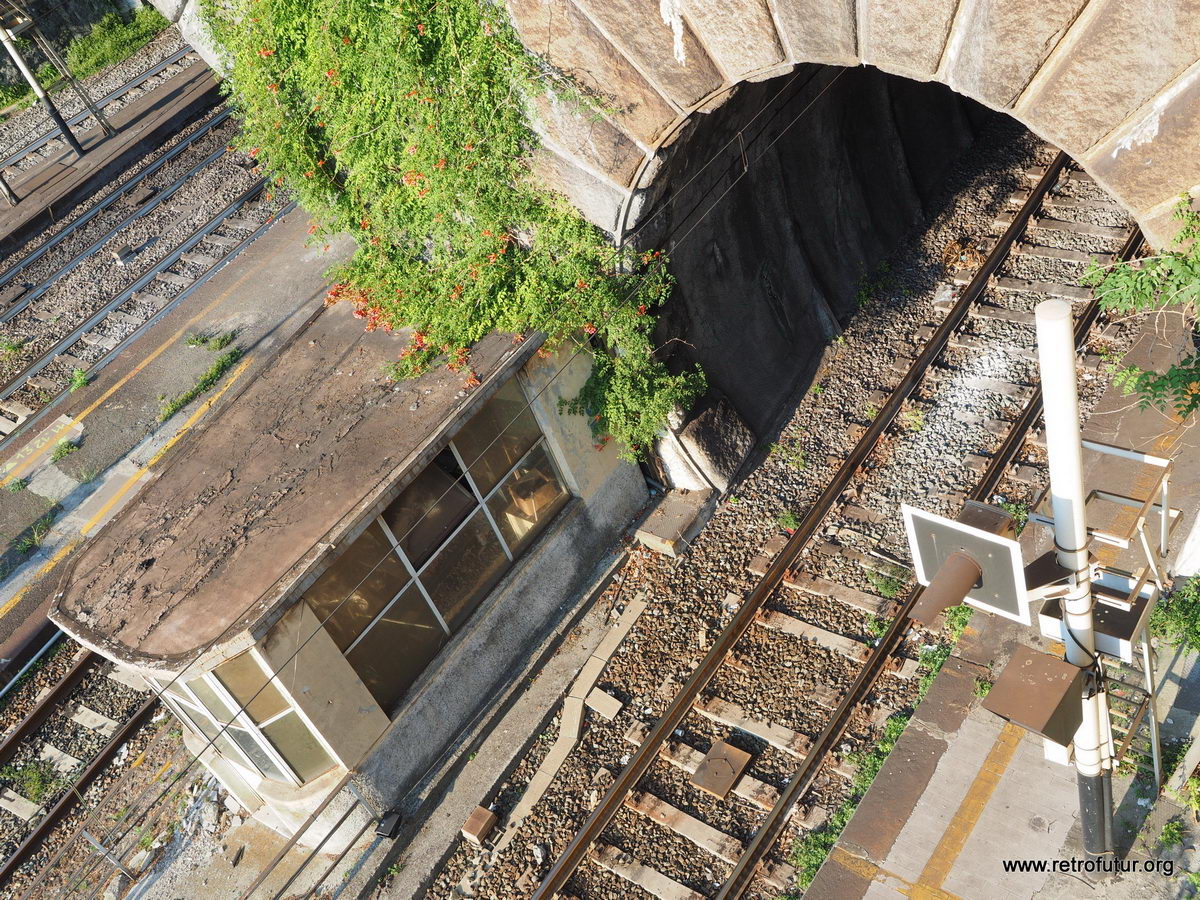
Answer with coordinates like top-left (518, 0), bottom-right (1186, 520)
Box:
top-left (690, 740), bottom-right (751, 799)
top-left (902, 504), bottom-right (1030, 625)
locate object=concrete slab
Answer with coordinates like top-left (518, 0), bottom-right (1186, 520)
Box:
top-left (634, 489), bottom-right (713, 556)
top-left (25, 464), bottom-right (80, 503)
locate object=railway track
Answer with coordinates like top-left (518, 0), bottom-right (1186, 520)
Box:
top-left (0, 168), bottom-right (292, 446)
top-left (0, 638), bottom-right (157, 887)
top-left (0, 45), bottom-right (196, 178)
top-left (511, 153), bottom-right (1143, 899)
top-left (0, 108), bottom-right (233, 320)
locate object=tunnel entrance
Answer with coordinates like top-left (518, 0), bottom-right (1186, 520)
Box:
top-left (632, 65), bottom-right (1033, 452)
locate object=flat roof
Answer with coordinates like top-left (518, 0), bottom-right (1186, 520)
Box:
top-left (51, 304), bottom-right (529, 669)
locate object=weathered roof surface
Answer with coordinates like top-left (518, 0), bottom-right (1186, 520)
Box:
top-left (52, 304), bottom-right (528, 669)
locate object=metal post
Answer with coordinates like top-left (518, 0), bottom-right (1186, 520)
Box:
top-left (1035, 298), bottom-right (1113, 856)
top-left (80, 830), bottom-right (135, 880)
top-left (0, 26), bottom-right (84, 158)
top-left (0, 171), bottom-right (15, 206)
top-left (29, 27), bottom-right (115, 139)
top-left (1141, 625), bottom-right (1164, 788)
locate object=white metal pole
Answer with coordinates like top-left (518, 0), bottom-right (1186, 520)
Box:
top-left (1035, 298), bottom-right (1112, 855)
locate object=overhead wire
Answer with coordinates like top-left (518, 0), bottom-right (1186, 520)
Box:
top-left (38, 65), bottom-right (848, 898)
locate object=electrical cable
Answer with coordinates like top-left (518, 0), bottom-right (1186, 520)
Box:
top-left (38, 66), bottom-right (848, 898)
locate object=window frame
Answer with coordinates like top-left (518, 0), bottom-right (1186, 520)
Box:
top-left (161, 653), bottom-right (337, 788)
top-left (312, 376), bottom-right (574, 707)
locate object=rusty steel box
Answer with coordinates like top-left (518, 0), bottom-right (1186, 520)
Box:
top-left (982, 644), bottom-right (1086, 746)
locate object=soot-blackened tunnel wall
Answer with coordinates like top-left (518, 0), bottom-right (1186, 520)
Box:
top-left (638, 64), bottom-right (1000, 438)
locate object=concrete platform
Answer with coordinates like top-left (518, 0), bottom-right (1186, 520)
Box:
top-left (809, 312), bottom-right (1200, 899)
top-left (0, 58), bottom-right (219, 251)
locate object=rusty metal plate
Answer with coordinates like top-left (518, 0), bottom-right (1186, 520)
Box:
top-left (690, 740), bottom-right (751, 799)
top-left (983, 644), bottom-right (1085, 746)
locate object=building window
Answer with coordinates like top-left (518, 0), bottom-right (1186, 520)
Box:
top-left (306, 377), bottom-right (570, 711)
top-left (157, 652), bottom-right (335, 786)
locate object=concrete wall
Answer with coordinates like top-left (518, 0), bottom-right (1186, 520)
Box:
top-left (352, 349), bottom-right (647, 812)
top-left (508, 0), bottom-right (1200, 249)
top-left (638, 65), bottom-right (984, 436)
top-left (256, 603), bottom-right (390, 770)
top-left (146, 0), bottom-right (219, 68)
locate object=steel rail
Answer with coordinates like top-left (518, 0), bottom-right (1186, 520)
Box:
top-left (0, 178), bottom-right (268, 406)
top-left (531, 150), bottom-right (1072, 899)
top-left (0, 108), bottom-right (232, 305)
top-left (0, 649), bottom-right (96, 771)
top-left (717, 223), bottom-right (1143, 899)
top-left (0, 695), bottom-right (158, 886)
top-left (0, 195), bottom-right (295, 453)
top-left (0, 45), bottom-right (193, 172)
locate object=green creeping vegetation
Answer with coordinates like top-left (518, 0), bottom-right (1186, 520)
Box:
top-left (186, 330), bottom-right (236, 351)
top-left (1159, 818), bottom-right (1186, 850)
top-left (158, 347), bottom-right (243, 421)
top-left (0, 8), bottom-right (168, 112)
top-left (786, 714), bottom-right (911, 891)
top-left (0, 759), bottom-right (66, 804)
top-left (769, 440), bottom-right (807, 470)
top-left (15, 509), bottom-right (57, 554)
top-left (65, 8), bottom-right (170, 80)
top-left (1083, 195), bottom-right (1200, 420)
top-left (201, 0), bottom-right (704, 459)
top-left (777, 509), bottom-right (801, 532)
top-left (1150, 576), bottom-right (1200, 654)
top-left (5, 476), bottom-right (25, 493)
top-left (996, 499), bottom-right (1029, 535)
top-left (973, 676), bottom-right (993, 698)
top-left (864, 565), bottom-right (909, 599)
top-left (68, 368), bottom-right (89, 392)
top-left (50, 440), bottom-right (77, 463)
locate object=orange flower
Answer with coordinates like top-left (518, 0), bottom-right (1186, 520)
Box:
top-left (464, 372), bottom-right (481, 389)
top-left (417, 23), bottom-right (426, 35)
top-left (406, 145), bottom-right (418, 155)
top-left (258, 48), bottom-right (274, 57)
top-left (249, 147), bottom-right (260, 157)
top-left (303, 170), bottom-right (314, 178)
top-left (576, 278), bottom-right (588, 290)
top-left (267, 83), bottom-right (279, 93)
top-left (325, 69), bottom-right (337, 77)
top-left (341, 36), bottom-right (351, 44)
top-left (435, 158), bottom-right (446, 170)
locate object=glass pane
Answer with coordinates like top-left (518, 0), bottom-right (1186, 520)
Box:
top-left (418, 509), bottom-right (509, 631)
top-left (305, 522), bottom-right (411, 651)
top-left (167, 697), bottom-right (220, 742)
top-left (487, 443), bottom-right (569, 556)
top-left (154, 678), bottom-right (188, 701)
top-left (453, 379), bottom-right (542, 494)
top-left (214, 653), bottom-right (288, 724)
top-left (261, 712), bottom-right (336, 783)
top-left (187, 677), bottom-right (236, 725)
top-left (381, 449), bottom-right (476, 568)
top-left (346, 582), bottom-right (447, 711)
top-left (226, 727), bottom-right (289, 783)
top-left (214, 731), bottom-right (265, 781)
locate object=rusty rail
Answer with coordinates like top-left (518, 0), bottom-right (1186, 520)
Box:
top-left (0, 648), bottom-right (97, 771)
top-left (0, 695), bottom-right (158, 885)
top-left (533, 150), bottom-right (1097, 898)
top-left (718, 222), bottom-right (1142, 897)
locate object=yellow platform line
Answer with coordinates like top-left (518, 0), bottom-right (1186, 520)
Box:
top-left (0, 254), bottom-right (267, 488)
top-left (918, 721), bottom-right (1024, 890)
top-left (827, 847), bottom-right (962, 899)
top-left (0, 358), bottom-right (252, 621)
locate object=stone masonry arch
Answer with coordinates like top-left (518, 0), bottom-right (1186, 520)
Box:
top-left (506, 0), bottom-right (1200, 248)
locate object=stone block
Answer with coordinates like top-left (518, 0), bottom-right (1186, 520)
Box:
top-left (529, 146), bottom-right (626, 235)
top-left (860, 0), bottom-right (959, 79)
top-left (771, 0), bottom-right (859, 66)
top-left (945, 0), bottom-right (1086, 108)
top-left (1083, 64), bottom-right (1200, 217)
top-left (678, 0), bottom-right (784, 79)
top-left (528, 92), bottom-right (644, 188)
top-left (585, 687), bottom-right (624, 720)
top-left (1016, 1), bottom-right (1200, 154)
top-left (571, 0), bottom-right (724, 108)
top-left (634, 488), bottom-right (713, 556)
top-left (461, 806), bottom-right (498, 845)
top-left (677, 397), bottom-right (755, 492)
top-left (505, 0), bottom-right (677, 145)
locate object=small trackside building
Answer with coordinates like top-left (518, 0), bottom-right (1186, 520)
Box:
top-left (49, 303), bottom-right (647, 837)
